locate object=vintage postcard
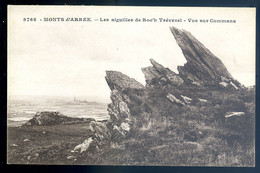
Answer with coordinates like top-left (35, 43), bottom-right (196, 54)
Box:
top-left (7, 6), bottom-right (255, 166)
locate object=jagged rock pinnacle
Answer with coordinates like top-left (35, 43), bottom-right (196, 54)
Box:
top-left (170, 26), bottom-right (235, 86)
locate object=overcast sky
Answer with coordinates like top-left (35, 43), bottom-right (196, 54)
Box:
top-left (8, 6), bottom-right (255, 102)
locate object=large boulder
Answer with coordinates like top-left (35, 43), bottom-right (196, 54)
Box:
top-left (24, 111), bottom-right (93, 126)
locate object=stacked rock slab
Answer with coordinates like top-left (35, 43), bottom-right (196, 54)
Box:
top-left (74, 26), bottom-right (244, 153)
top-left (102, 26), bottom-right (243, 145)
top-left (142, 59), bottom-right (184, 87)
top-left (71, 71), bottom-right (145, 153)
top-left (105, 71), bottom-right (145, 143)
top-left (169, 26), bottom-right (241, 89)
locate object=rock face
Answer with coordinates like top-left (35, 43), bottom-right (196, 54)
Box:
top-left (105, 71), bottom-right (144, 91)
top-left (141, 27), bottom-right (241, 89)
top-left (70, 71), bottom-right (146, 153)
top-left (105, 71), bottom-right (145, 143)
top-left (25, 111), bottom-right (93, 126)
top-left (142, 59), bottom-right (184, 87)
top-left (169, 26), bottom-right (240, 89)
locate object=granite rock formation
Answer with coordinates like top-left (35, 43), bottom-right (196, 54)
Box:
top-left (100, 26), bottom-right (244, 144)
top-left (169, 26), bottom-right (241, 89)
top-left (73, 26), bottom-right (245, 153)
top-left (141, 27), bottom-right (242, 89)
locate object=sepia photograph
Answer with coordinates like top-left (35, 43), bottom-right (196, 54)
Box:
top-left (7, 6), bottom-right (255, 166)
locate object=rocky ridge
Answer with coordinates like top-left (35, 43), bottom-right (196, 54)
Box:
top-left (142, 27), bottom-right (241, 89)
top-left (24, 26), bottom-right (247, 157)
top-left (170, 27), bottom-right (238, 87)
top-left (87, 26), bottom-right (245, 150)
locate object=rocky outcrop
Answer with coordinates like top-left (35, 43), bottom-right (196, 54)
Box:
top-left (105, 71), bottom-right (145, 143)
top-left (105, 71), bottom-right (144, 91)
top-left (24, 111), bottom-right (94, 126)
top-left (140, 27), bottom-right (241, 90)
top-left (69, 71), bottom-right (146, 153)
top-left (100, 26), bottom-right (244, 146)
top-left (142, 59), bottom-right (184, 87)
top-left (169, 26), bottom-right (241, 89)
top-left (73, 26), bottom-right (244, 154)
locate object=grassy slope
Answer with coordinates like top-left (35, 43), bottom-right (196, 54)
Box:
top-left (103, 85), bottom-right (255, 166)
top-left (7, 86), bottom-right (255, 166)
top-left (7, 122), bottom-right (93, 164)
